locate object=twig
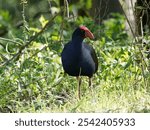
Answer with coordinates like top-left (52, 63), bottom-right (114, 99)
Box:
top-left (0, 53), bottom-right (8, 61)
top-left (30, 44), bottom-right (48, 58)
top-left (0, 37), bottom-right (22, 45)
top-left (64, 0), bottom-right (69, 18)
top-left (59, 0), bottom-right (69, 47)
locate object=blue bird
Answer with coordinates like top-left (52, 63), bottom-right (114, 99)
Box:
top-left (61, 26), bottom-right (98, 99)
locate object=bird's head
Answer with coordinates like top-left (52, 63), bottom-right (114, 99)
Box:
top-left (72, 26), bottom-right (94, 40)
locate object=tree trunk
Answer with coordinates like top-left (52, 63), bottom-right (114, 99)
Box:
top-left (122, 0), bottom-right (136, 37)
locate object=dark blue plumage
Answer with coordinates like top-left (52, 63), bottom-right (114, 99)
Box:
top-left (61, 26), bottom-right (98, 98)
top-left (61, 26), bottom-right (98, 77)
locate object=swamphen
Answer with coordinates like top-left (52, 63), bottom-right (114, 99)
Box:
top-left (61, 26), bottom-right (98, 99)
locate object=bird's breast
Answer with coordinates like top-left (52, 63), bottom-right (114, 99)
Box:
top-left (61, 43), bottom-right (96, 77)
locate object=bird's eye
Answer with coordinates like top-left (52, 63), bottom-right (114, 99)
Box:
top-left (81, 29), bottom-right (84, 33)
top-left (81, 29), bottom-right (85, 35)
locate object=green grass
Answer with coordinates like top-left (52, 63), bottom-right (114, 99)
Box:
top-left (6, 76), bottom-right (149, 113)
top-left (41, 75), bottom-right (150, 113)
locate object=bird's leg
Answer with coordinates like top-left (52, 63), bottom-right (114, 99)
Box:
top-left (89, 77), bottom-right (93, 96)
top-left (77, 76), bottom-right (82, 99)
top-left (77, 67), bottom-right (82, 99)
top-left (89, 77), bottom-right (92, 88)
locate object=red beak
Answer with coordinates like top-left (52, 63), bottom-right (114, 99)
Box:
top-left (79, 26), bottom-right (94, 39)
top-left (85, 30), bottom-right (94, 39)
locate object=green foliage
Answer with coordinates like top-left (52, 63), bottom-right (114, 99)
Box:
top-left (0, 1), bottom-right (149, 113)
top-left (100, 13), bottom-right (128, 41)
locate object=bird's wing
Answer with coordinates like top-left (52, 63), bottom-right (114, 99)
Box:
top-left (84, 43), bottom-right (98, 73)
top-left (61, 41), bottom-right (71, 56)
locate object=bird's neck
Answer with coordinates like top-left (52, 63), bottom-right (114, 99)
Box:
top-left (71, 36), bottom-right (84, 48)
